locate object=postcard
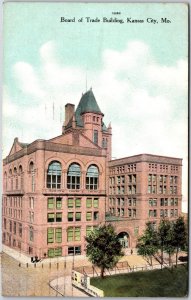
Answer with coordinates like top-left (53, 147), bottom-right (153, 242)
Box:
top-left (2, 2), bottom-right (188, 297)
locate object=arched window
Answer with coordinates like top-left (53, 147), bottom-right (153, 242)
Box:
top-left (29, 162), bottom-right (35, 192)
top-left (86, 165), bottom-right (99, 190)
top-left (4, 172), bottom-right (7, 191)
top-left (67, 163), bottom-right (81, 190)
top-left (14, 167), bottom-right (18, 190)
top-left (19, 166), bottom-right (23, 190)
top-left (47, 161), bottom-right (61, 189)
top-left (9, 169), bottom-right (13, 191)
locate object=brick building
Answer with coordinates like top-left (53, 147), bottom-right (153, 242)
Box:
top-left (2, 89), bottom-right (182, 258)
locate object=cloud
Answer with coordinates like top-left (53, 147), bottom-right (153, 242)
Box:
top-left (3, 40), bottom-right (188, 211)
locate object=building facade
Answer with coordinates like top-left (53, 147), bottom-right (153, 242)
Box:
top-left (2, 90), bottom-right (182, 258)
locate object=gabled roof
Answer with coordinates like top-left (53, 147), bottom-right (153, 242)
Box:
top-left (8, 137), bottom-right (29, 156)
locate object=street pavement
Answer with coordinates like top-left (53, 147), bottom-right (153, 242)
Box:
top-left (1, 248), bottom-right (187, 297)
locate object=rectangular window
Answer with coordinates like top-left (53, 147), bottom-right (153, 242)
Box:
top-left (86, 198), bottom-right (92, 208)
top-left (121, 198), bottom-right (125, 206)
top-left (13, 222), bottom-right (16, 234)
top-left (164, 198), bottom-right (168, 206)
top-left (68, 198), bottom-right (74, 208)
top-left (86, 212), bottom-right (92, 221)
top-left (93, 198), bottom-right (99, 208)
top-left (9, 221), bottom-right (12, 232)
top-left (19, 223), bottom-right (22, 237)
top-left (148, 185), bottom-right (152, 193)
top-left (174, 186), bottom-right (177, 194)
top-left (47, 213), bottom-right (55, 222)
top-left (93, 130), bottom-right (98, 144)
top-left (128, 209), bottom-right (132, 217)
top-left (174, 198), bottom-right (178, 206)
top-left (56, 198), bottom-right (62, 209)
top-left (170, 186), bottom-right (173, 194)
top-left (67, 227), bottom-right (73, 241)
top-left (75, 212), bottom-right (81, 221)
top-left (29, 227), bottom-right (34, 242)
top-left (132, 198), bottom-right (136, 206)
top-left (132, 209), bottom-right (136, 218)
top-left (56, 213), bottom-right (62, 222)
top-left (30, 197), bottom-right (34, 209)
top-left (75, 198), bottom-right (81, 208)
top-left (54, 247), bottom-right (62, 257)
top-left (86, 226), bottom-right (93, 236)
top-left (55, 228), bottom-right (62, 243)
top-left (68, 212), bottom-right (73, 222)
top-left (93, 211), bottom-right (99, 221)
top-left (74, 227), bottom-right (81, 241)
top-left (47, 228), bottom-right (54, 243)
top-left (68, 246), bottom-right (81, 255)
top-left (48, 198), bottom-right (54, 209)
top-left (4, 218), bottom-right (6, 230)
top-left (48, 248), bottom-right (54, 258)
top-left (30, 211), bottom-right (34, 223)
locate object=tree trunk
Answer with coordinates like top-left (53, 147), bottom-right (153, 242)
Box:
top-left (175, 248), bottom-right (178, 267)
top-left (169, 253), bottom-right (171, 267)
top-left (100, 266), bottom-right (105, 278)
top-left (150, 256), bottom-right (153, 267)
top-left (161, 245), bottom-right (163, 269)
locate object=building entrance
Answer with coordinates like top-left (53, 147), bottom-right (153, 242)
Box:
top-left (118, 232), bottom-right (129, 248)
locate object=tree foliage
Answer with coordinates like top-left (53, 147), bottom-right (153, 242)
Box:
top-left (158, 219), bottom-right (172, 267)
top-left (137, 222), bottom-right (158, 266)
top-left (137, 217), bottom-right (187, 268)
top-left (172, 217), bottom-right (187, 267)
top-left (85, 224), bottom-right (124, 278)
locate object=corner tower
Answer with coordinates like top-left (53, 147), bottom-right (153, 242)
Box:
top-left (62, 89), bottom-right (112, 160)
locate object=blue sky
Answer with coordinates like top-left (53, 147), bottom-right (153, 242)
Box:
top-left (3, 3), bottom-right (188, 211)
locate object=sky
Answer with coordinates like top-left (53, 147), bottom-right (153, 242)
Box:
top-left (3, 3), bottom-right (188, 211)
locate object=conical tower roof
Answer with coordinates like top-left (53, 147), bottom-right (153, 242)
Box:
top-left (75, 89), bottom-right (103, 127)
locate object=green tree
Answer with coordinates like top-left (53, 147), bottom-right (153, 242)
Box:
top-left (158, 219), bottom-right (172, 268)
top-left (172, 217), bottom-right (187, 267)
top-left (85, 224), bottom-right (124, 278)
top-left (137, 222), bottom-right (158, 266)
top-left (163, 222), bottom-right (175, 267)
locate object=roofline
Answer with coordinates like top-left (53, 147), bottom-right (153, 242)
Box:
top-left (110, 153), bottom-right (183, 163)
top-left (81, 111), bottom-right (104, 116)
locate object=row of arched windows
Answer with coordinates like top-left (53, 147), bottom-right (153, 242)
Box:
top-left (4, 162), bottom-right (35, 192)
top-left (47, 162), bottom-right (99, 190)
top-left (4, 161), bottom-right (100, 192)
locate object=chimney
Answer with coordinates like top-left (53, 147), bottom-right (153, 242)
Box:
top-left (64, 103), bottom-right (75, 126)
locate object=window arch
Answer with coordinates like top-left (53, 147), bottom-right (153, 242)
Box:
top-left (86, 165), bottom-right (99, 190)
top-left (19, 165), bottom-right (23, 190)
top-left (67, 163), bottom-right (81, 190)
top-left (14, 167), bottom-right (18, 190)
top-left (4, 172), bottom-right (7, 191)
top-left (9, 169), bottom-right (13, 191)
top-left (29, 162), bottom-right (35, 192)
top-left (47, 161), bottom-right (61, 189)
